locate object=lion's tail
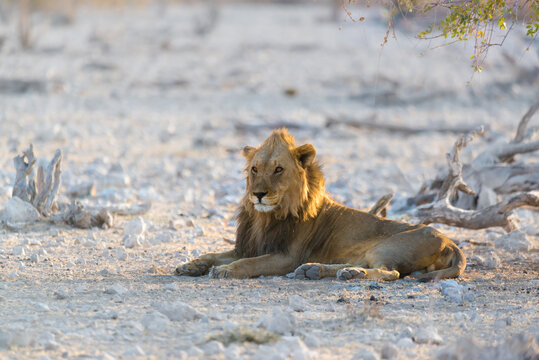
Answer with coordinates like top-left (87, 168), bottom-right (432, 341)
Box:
top-left (412, 243), bottom-right (466, 281)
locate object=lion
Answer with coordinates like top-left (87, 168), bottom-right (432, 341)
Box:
top-left (175, 128), bottom-right (465, 281)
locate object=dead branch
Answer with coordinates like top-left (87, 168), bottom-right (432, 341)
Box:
top-left (33, 149), bottom-right (62, 216)
top-left (51, 201), bottom-right (113, 229)
top-left (407, 101), bottom-right (539, 213)
top-left (325, 115), bottom-right (484, 135)
top-left (12, 144), bottom-right (36, 202)
top-left (369, 193), bottom-right (394, 217)
top-left (413, 126), bottom-right (539, 231)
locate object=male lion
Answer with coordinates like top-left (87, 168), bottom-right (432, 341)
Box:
top-left (175, 129), bottom-right (465, 281)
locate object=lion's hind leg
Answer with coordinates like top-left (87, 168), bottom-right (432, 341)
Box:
top-left (337, 267), bottom-right (400, 281)
top-left (294, 263), bottom-right (353, 280)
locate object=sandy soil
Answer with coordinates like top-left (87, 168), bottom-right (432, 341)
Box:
top-left (0, 2), bottom-right (538, 359)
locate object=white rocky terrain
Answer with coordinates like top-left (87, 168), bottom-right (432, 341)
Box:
top-left (0, 2), bottom-right (538, 359)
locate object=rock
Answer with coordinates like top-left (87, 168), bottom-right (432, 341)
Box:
top-left (201, 340), bottom-right (225, 355)
top-left (152, 301), bottom-right (205, 321)
top-left (224, 344), bottom-right (242, 360)
top-left (38, 332), bottom-right (58, 350)
top-left (30, 253), bottom-right (40, 263)
top-left (482, 253), bottom-right (501, 269)
top-left (12, 246), bottom-right (27, 256)
top-left (123, 234), bottom-right (142, 249)
top-left (186, 346), bottom-right (204, 357)
top-left (274, 336), bottom-right (315, 360)
top-left (257, 307), bottom-right (296, 335)
top-left (115, 246), bottom-right (128, 261)
top-left (495, 230), bottom-right (536, 251)
top-left (10, 329), bottom-right (36, 347)
top-left (289, 294), bottom-right (307, 312)
top-left (396, 337), bottom-right (415, 348)
top-left (124, 217), bottom-right (147, 237)
top-left (413, 326), bottom-right (443, 345)
top-left (439, 280), bottom-right (472, 304)
top-left (165, 283), bottom-right (179, 291)
top-left (54, 287), bottom-right (69, 299)
top-left (104, 284), bottom-right (128, 295)
top-left (36, 303), bottom-right (50, 312)
top-left (141, 311), bottom-right (170, 332)
top-left (0, 331), bottom-right (12, 348)
top-left (303, 333), bottom-right (320, 348)
top-left (353, 345), bottom-right (380, 360)
top-left (380, 343), bottom-right (399, 359)
top-left (123, 346), bottom-right (145, 357)
top-left (2, 197), bottom-right (39, 226)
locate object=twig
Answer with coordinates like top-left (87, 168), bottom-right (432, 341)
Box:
top-left (368, 193), bottom-right (394, 217)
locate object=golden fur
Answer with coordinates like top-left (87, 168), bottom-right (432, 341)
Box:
top-left (175, 129), bottom-right (466, 281)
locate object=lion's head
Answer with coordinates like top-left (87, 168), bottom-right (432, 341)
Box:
top-left (240, 128), bottom-right (326, 221)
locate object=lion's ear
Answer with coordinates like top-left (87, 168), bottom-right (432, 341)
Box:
top-left (295, 144), bottom-right (316, 168)
top-left (242, 146), bottom-right (256, 158)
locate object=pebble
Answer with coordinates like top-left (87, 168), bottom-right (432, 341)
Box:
top-left (288, 294), bottom-right (307, 312)
top-left (152, 301), bottom-right (205, 321)
top-left (1, 197), bottom-right (39, 226)
top-left (413, 326), bottom-right (443, 345)
top-left (353, 345), bottom-right (380, 360)
top-left (141, 311), bottom-right (171, 332)
top-left (165, 283), bottom-right (180, 291)
top-left (104, 284), bottom-right (128, 295)
top-left (12, 246), bottom-right (27, 256)
top-left (186, 346), bottom-right (204, 357)
top-left (36, 303), bottom-right (51, 312)
top-left (303, 333), bottom-right (320, 348)
top-left (380, 343), bottom-right (399, 359)
top-left (124, 217), bottom-right (147, 237)
top-left (30, 253), bottom-right (40, 263)
top-left (123, 345), bottom-right (145, 357)
top-left (396, 337), bottom-right (415, 348)
top-left (495, 230), bottom-right (536, 251)
top-left (257, 307), bottom-right (296, 335)
top-left (201, 340), bottom-right (225, 355)
top-left (116, 246), bottom-right (127, 261)
top-left (439, 280), bottom-right (473, 304)
top-left (54, 287), bottom-right (69, 299)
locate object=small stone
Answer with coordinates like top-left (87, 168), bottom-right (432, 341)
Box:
top-left (303, 333), bottom-right (320, 348)
top-left (30, 253), bottom-right (40, 263)
top-left (380, 343), bottom-right (399, 359)
top-left (123, 235), bottom-right (142, 249)
top-left (104, 284), bottom-right (128, 295)
top-left (257, 307), bottom-right (296, 335)
top-left (413, 326), bottom-right (443, 345)
top-left (98, 269), bottom-right (110, 276)
top-left (289, 294), bottom-right (307, 312)
top-left (201, 340), bottom-right (225, 355)
top-left (186, 346), bottom-right (204, 357)
top-left (141, 311), bottom-right (170, 332)
top-left (482, 253), bottom-right (501, 269)
top-left (396, 337), bottom-right (415, 348)
top-left (165, 283), bottom-right (179, 291)
top-left (115, 246), bottom-right (127, 261)
top-left (12, 246), bottom-right (26, 256)
top-left (274, 336), bottom-right (315, 360)
top-left (36, 303), bottom-right (51, 312)
top-left (495, 230), bottom-right (536, 251)
top-left (353, 345), bottom-right (380, 360)
top-left (123, 346), bottom-right (145, 357)
top-left (152, 301), bottom-right (204, 321)
top-left (2, 197), bottom-right (39, 226)
top-left (54, 287), bottom-right (69, 299)
top-left (124, 217), bottom-right (147, 237)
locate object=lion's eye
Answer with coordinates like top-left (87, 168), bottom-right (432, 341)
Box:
top-left (274, 166), bottom-right (283, 174)
top-left (251, 166), bottom-right (258, 174)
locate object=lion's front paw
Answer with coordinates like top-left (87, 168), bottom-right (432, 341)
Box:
top-left (209, 265), bottom-right (232, 279)
top-left (294, 263), bottom-right (323, 280)
top-left (175, 260), bottom-right (209, 277)
top-left (337, 267), bottom-right (367, 281)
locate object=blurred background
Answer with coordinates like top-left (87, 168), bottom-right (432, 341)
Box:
top-left (0, 0), bottom-right (537, 216)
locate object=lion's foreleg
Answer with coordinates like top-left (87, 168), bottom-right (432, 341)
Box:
top-left (175, 250), bottom-right (239, 276)
top-left (294, 263), bottom-right (354, 280)
top-left (209, 254), bottom-right (296, 279)
top-left (337, 267), bottom-right (400, 281)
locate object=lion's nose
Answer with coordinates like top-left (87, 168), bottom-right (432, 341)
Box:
top-left (253, 192), bottom-right (268, 202)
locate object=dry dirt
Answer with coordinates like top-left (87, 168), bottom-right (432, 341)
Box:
top-left (0, 2), bottom-right (538, 359)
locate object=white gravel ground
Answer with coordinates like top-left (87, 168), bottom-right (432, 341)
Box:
top-left (0, 2), bottom-right (538, 359)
